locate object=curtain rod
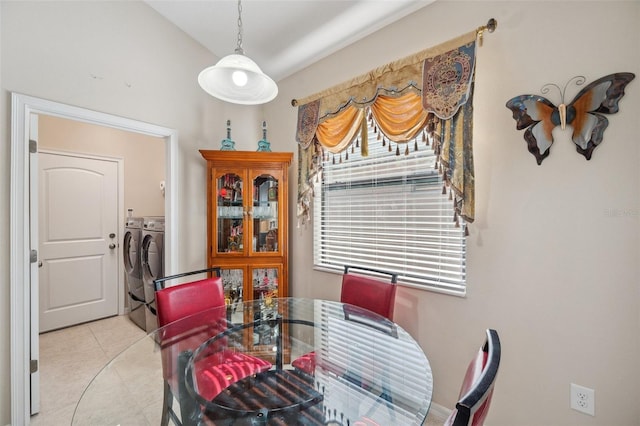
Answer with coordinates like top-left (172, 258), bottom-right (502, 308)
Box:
top-left (291, 18), bottom-right (497, 107)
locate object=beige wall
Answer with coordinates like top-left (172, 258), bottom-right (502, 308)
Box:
top-left (1, 1), bottom-right (267, 422)
top-left (269, 1), bottom-right (640, 425)
top-left (39, 114), bottom-right (165, 217)
top-left (1, 1), bottom-right (639, 425)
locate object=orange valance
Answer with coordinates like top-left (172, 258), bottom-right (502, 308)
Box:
top-left (316, 106), bottom-right (364, 154)
top-left (370, 93), bottom-right (430, 143)
top-left (313, 93), bottom-right (428, 158)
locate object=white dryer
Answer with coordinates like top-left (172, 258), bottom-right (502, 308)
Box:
top-left (123, 217), bottom-right (145, 331)
top-left (141, 216), bottom-right (165, 332)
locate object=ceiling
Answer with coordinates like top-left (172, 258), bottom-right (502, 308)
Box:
top-left (145, 0), bottom-right (435, 82)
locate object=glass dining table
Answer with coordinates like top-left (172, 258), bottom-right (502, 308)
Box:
top-left (72, 298), bottom-right (433, 425)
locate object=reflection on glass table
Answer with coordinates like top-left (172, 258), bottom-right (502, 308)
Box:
top-left (72, 298), bottom-right (432, 426)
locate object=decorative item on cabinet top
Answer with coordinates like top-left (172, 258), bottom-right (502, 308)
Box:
top-left (220, 119), bottom-right (236, 151)
top-left (256, 121), bottom-right (272, 152)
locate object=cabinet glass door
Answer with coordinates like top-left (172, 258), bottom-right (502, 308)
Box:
top-left (251, 266), bottom-right (280, 347)
top-left (252, 266), bottom-right (280, 300)
top-left (252, 174), bottom-right (278, 253)
top-left (221, 268), bottom-right (244, 324)
top-left (217, 173), bottom-right (244, 253)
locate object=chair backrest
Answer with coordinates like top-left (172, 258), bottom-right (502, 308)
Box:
top-left (154, 267), bottom-right (223, 327)
top-left (156, 277), bottom-right (225, 327)
top-left (154, 268), bottom-right (226, 380)
top-left (154, 266), bottom-right (222, 292)
top-left (339, 265), bottom-right (398, 320)
top-left (445, 329), bottom-right (501, 426)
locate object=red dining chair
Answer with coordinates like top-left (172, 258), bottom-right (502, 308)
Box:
top-left (291, 265), bottom-right (398, 375)
top-left (340, 265), bottom-right (398, 319)
top-left (445, 329), bottom-right (501, 426)
top-left (154, 267), bottom-right (272, 426)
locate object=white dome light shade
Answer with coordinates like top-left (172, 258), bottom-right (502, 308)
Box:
top-left (198, 53), bottom-right (278, 105)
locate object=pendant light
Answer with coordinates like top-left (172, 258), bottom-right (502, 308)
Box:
top-left (198, 0), bottom-right (278, 105)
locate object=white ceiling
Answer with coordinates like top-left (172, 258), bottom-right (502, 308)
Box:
top-left (145, 0), bottom-right (435, 82)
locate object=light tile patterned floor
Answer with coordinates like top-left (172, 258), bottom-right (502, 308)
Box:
top-left (426, 411), bottom-right (447, 426)
top-left (29, 313), bottom-right (445, 425)
top-left (30, 315), bottom-right (147, 426)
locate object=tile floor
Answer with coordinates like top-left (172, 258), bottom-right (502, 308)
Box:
top-left (29, 313), bottom-right (444, 426)
top-left (30, 314), bottom-right (147, 426)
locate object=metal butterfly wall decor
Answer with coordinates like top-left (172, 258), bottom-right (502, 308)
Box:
top-left (506, 72), bottom-right (635, 165)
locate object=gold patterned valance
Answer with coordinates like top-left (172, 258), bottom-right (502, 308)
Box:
top-left (294, 21), bottom-right (497, 229)
top-left (423, 40), bottom-right (477, 119)
top-left (293, 30), bottom-right (477, 119)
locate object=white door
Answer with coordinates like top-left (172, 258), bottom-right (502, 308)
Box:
top-left (38, 151), bottom-right (119, 332)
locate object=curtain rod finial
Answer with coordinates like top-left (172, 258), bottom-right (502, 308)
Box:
top-left (486, 18), bottom-right (497, 33)
top-left (477, 18), bottom-right (497, 34)
top-left (477, 18), bottom-right (497, 46)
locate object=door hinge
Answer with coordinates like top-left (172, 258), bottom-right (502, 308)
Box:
top-left (30, 249), bottom-right (38, 264)
top-left (29, 139), bottom-right (37, 153)
top-left (30, 359), bottom-right (38, 373)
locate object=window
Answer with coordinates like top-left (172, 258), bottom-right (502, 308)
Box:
top-left (313, 119), bottom-right (467, 295)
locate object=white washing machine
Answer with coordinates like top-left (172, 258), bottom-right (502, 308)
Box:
top-left (141, 216), bottom-right (165, 332)
top-left (123, 217), bottom-right (145, 331)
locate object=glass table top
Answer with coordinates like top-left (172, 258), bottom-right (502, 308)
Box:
top-left (72, 298), bottom-right (432, 425)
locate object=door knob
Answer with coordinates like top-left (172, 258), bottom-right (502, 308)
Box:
top-left (109, 243), bottom-right (116, 249)
top-left (38, 261), bottom-right (43, 268)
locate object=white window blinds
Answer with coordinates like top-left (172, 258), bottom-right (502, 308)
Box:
top-left (313, 120), bottom-right (467, 295)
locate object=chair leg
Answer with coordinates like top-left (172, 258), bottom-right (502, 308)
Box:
top-left (160, 380), bottom-right (172, 426)
top-left (177, 350), bottom-right (201, 426)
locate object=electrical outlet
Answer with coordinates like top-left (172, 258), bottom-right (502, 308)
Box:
top-left (571, 383), bottom-right (595, 416)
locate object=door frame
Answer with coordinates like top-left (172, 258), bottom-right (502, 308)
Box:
top-left (10, 92), bottom-right (179, 425)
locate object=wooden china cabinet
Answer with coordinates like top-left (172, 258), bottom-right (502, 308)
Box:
top-left (200, 150), bottom-right (293, 359)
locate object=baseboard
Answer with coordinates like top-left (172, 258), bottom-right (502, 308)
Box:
top-left (428, 403), bottom-right (492, 426)
top-left (429, 401), bottom-right (452, 421)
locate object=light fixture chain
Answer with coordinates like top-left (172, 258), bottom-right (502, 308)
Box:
top-left (236, 0), bottom-right (244, 54)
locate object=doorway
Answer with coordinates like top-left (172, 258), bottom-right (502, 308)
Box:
top-left (37, 113), bottom-right (167, 333)
top-left (10, 93), bottom-right (179, 425)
